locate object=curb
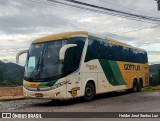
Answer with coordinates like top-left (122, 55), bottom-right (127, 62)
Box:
top-left (0, 96), bottom-right (25, 101)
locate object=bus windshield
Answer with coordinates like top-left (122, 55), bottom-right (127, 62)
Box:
top-left (24, 37), bottom-right (85, 81)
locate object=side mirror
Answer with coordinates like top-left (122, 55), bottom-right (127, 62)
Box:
top-left (59, 44), bottom-right (77, 60)
top-left (16, 50), bottom-right (28, 64)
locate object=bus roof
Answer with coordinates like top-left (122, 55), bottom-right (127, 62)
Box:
top-left (33, 31), bottom-right (144, 51)
top-left (33, 31), bottom-right (88, 43)
top-left (104, 37), bottom-right (144, 51)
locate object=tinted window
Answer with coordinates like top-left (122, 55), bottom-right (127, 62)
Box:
top-left (85, 36), bottom-right (148, 63)
top-left (85, 38), bottom-right (100, 62)
top-left (63, 37), bottom-right (85, 74)
top-left (99, 41), bottom-right (110, 60)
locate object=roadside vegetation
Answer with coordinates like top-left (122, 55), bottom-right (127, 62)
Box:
top-left (142, 85), bottom-right (160, 91)
top-left (142, 64), bottom-right (160, 91)
top-left (149, 64), bottom-right (160, 86)
top-left (0, 61), bottom-right (24, 86)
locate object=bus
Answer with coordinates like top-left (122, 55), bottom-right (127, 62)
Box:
top-left (16, 31), bottom-right (149, 101)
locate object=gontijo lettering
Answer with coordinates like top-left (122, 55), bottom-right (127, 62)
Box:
top-left (124, 64), bottom-right (140, 71)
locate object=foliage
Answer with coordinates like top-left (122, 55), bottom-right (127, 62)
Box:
top-left (158, 68), bottom-right (160, 82)
top-left (142, 85), bottom-right (160, 91)
top-left (0, 61), bottom-right (24, 86)
top-left (149, 64), bottom-right (160, 86)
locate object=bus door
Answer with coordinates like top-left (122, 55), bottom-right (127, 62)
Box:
top-left (66, 72), bottom-right (81, 98)
top-left (64, 49), bottom-right (81, 98)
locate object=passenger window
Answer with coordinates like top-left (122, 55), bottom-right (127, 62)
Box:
top-left (85, 38), bottom-right (100, 62)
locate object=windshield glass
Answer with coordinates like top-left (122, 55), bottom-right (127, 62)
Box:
top-left (24, 44), bottom-right (44, 78)
top-left (24, 37), bottom-right (85, 81)
top-left (40, 40), bottom-right (65, 79)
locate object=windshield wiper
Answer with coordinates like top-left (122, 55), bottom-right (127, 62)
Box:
top-left (29, 57), bottom-right (40, 81)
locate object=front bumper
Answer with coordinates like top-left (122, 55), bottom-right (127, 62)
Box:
top-left (23, 86), bottom-right (66, 100)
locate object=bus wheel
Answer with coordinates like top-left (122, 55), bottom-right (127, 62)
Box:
top-left (133, 80), bottom-right (138, 92)
top-left (84, 82), bottom-right (95, 101)
top-left (137, 81), bottom-right (142, 92)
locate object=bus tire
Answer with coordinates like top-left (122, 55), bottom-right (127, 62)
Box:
top-left (83, 82), bottom-right (95, 101)
top-left (137, 81), bottom-right (143, 92)
top-left (133, 80), bottom-right (138, 92)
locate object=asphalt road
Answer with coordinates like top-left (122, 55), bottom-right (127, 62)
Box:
top-left (1, 91), bottom-right (160, 121)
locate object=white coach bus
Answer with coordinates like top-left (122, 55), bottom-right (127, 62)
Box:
top-left (16, 31), bottom-right (149, 101)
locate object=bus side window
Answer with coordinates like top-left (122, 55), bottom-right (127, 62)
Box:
top-left (111, 44), bottom-right (121, 60)
top-left (63, 37), bottom-right (85, 74)
top-left (123, 47), bottom-right (130, 62)
top-left (99, 42), bottom-right (112, 60)
top-left (114, 45), bottom-right (123, 61)
top-left (144, 52), bottom-right (148, 63)
top-left (63, 48), bottom-right (74, 74)
top-left (62, 40), bottom-right (67, 46)
top-left (85, 38), bottom-right (100, 62)
top-left (99, 41), bottom-right (106, 59)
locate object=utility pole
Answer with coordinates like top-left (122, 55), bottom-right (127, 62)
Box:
top-left (155, 0), bottom-right (160, 10)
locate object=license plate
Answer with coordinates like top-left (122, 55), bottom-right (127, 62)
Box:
top-left (35, 93), bottom-right (43, 97)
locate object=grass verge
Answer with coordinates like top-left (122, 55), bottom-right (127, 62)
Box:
top-left (142, 85), bottom-right (160, 91)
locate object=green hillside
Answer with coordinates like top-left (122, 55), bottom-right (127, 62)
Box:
top-left (0, 61), bottom-right (24, 86)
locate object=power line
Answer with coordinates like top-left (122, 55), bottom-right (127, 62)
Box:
top-left (25, 0), bottom-right (160, 40)
top-left (99, 0), bottom-right (148, 15)
top-left (61, 0), bottom-right (160, 22)
top-left (27, 0), bottom-right (160, 26)
top-left (18, 0), bottom-right (160, 40)
top-left (27, 0), bottom-right (159, 24)
top-left (44, 0), bottom-right (159, 24)
top-left (106, 24), bottom-right (160, 35)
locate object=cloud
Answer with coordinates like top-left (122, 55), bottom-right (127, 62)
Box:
top-left (0, 0), bottom-right (159, 64)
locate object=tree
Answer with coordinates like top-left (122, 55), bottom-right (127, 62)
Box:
top-left (0, 61), bottom-right (7, 80)
top-left (150, 74), bottom-right (159, 86)
top-left (158, 68), bottom-right (160, 82)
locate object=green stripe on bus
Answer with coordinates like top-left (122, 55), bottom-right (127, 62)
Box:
top-left (99, 59), bottom-right (125, 86)
top-left (108, 61), bottom-right (126, 85)
top-left (39, 79), bottom-right (58, 87)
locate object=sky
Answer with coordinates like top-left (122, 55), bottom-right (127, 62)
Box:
top-left (0, 0), bottom-right (160, 65)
